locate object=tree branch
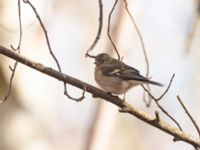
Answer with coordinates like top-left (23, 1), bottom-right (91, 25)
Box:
top-left (177, 95), bottom-right (200, 138)
top-left (0, 45), bottom-right (200, 148)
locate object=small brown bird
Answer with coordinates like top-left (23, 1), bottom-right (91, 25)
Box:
top-left (94, 53), bottom-right (163, 95)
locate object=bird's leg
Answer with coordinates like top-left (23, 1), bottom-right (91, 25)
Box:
top-left (118, 92), bottom-right (126, 112)
top-left (106, 91), bottom-right (113, 95)
top-left (122, 92), bottom-right (126, 102)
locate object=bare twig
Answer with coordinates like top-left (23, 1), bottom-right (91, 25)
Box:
top-left (141, 74), bottom-right (183, 130)
top-left (0, 62), bottom-right (18, 103)
top-left (142, 74), bottom-right (175, 101)
top-left (22, 0), bottom-right (84, 100)
top-left (22, 0), bottom-right (62, 72)
top-left (107, 0), bottom-right (120, 60)
top-left (123, 0), bottom-right (149, 76)
top-left (0, 0), bottom-right (22, 103)
top-left (0, 46), bottom-right (200, 148)
top-left (11, 0), bottom-right (23, 51)
top-left (154, 111), bottom-right (160, 122)
top-left (64, 84), bottom-right (86, 102)
top-left (123, 0), bottom-right (152, 106)
top-left (154, 99), bottom-right (182, 131)
top-left (142, 86), bottom-right (152, 107)
top-left (85, 0), bottom-right (103, 58)
top-left (177, 95), bottom-right (200, 138)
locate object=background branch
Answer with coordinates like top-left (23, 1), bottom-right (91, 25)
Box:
top-left (0, 45), bottom-right (200, 148)
top-left (1, 0), bottom-right (23, 103)
top-left (123, 0), bottom-right (152, 106)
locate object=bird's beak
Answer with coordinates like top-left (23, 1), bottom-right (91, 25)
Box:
top-left (94, 60), bottom-right (99, 65)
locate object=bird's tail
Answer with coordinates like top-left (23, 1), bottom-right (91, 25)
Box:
top-left (147, 80), bottom-right (164, 87)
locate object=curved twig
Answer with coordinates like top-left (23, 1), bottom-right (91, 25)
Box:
top-left (64, 84), bottom-right (86, 102)
top-left (142, 74), bottom-right (175, 101)
top-left (123, 0), bottom-right (152, 106)
top-left (107, 0), bottom-right (120, 60)
top-left (23, 0), bottom-right (62, 72)
top-left (123, 0), bottom-right (149, 76)
top-left (85, 0), bottom-right (103, 58)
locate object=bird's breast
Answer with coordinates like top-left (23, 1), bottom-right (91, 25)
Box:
top-left (95, 67), bottom-right (131, 94)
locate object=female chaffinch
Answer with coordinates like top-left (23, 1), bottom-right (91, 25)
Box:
top-left (94, 53), bottom-right (163, 95)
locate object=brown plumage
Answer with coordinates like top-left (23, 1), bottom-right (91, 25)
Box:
top-left (94, 53), bottom-right (163, 94)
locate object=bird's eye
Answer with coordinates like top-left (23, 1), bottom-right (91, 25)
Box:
top-left (101, 58), bottom-right (106, 63)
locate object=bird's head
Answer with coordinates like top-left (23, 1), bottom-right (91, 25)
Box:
top-left (94, 53), bottom-right (111, 66)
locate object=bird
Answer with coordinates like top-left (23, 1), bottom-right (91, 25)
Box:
top-left (94, 53), bottom-right (163, 95)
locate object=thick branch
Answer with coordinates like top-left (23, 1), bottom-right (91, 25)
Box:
top-left (0, 45), bottom-right (200, 148)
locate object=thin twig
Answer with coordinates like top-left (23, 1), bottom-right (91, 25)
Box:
top-left (177, 95), bottom-right (200, 138)
top-left (11, 0), bottom-right (23, 51)
top-left (64, 84), bottom-right (86, 102)
top-left (142, 86), bottom-right (152, 107)
top-left (85, 0), bottom-right (103, 58)
top-left (141, 74), bottom-right (182, 130)
top-left (154, 111), bottom-right (160, 122)
top-left (23, 0), bottom-right (62, 72)
top-left (0, 0), bottom-right (22, 103)
top-left (0, 62), bottom-right (18, 103)
top-left (123, 0), bottom-right (149, 76)
top-left (142, 74), bottom-right (175, 101)
top-left (0, 46), bottom-right (200, 148)
top-left (155, 99), bottom-right (182, 131)
top-left (23, 0), bottom-right (83, 100)
top-left (107, 0), bottom-right (120, 60)
top-left (123, 0), bottom-right (152, 106)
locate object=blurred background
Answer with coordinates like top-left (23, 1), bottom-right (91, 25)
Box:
top-left (0, 0), bottom-right (200, 150)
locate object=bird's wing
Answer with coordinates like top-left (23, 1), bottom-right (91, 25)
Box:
top-left (101, 62), bottom-right (164, 86)
top-left (117, 68), bottom-right (148, 81)
top-left (101, 63), bottom-right (149, 82)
